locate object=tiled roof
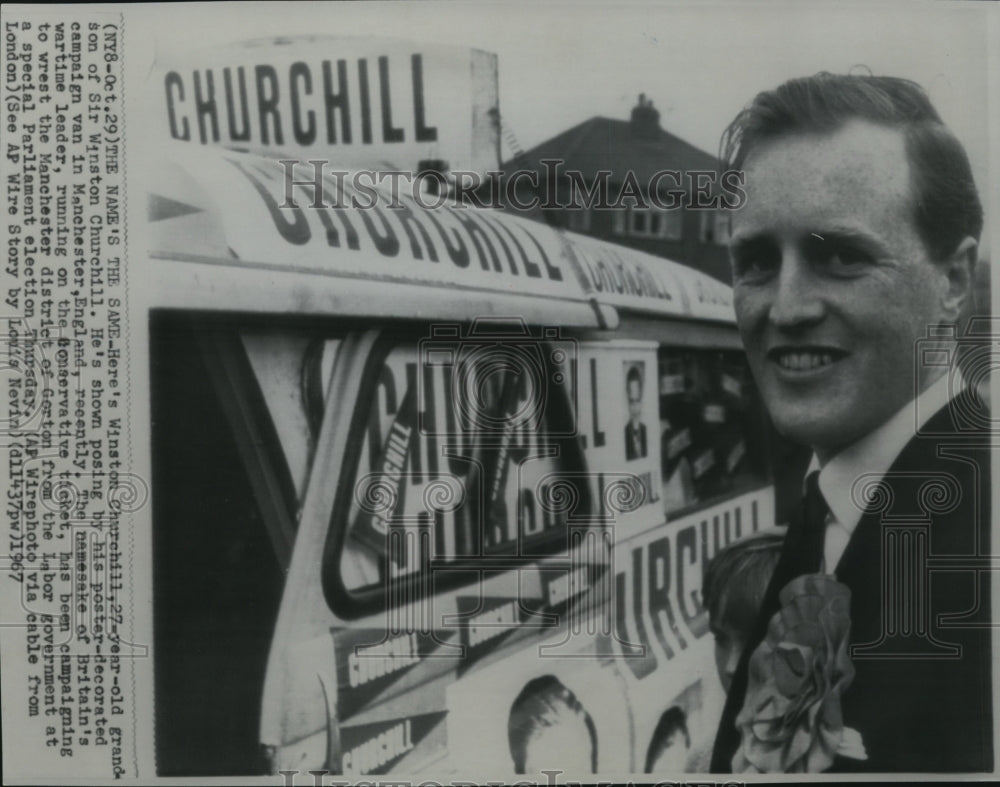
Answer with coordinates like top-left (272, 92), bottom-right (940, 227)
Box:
top-left (504, 116), bottom-right (720, 182)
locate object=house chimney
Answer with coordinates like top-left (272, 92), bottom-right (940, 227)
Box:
top-left (630, 93), bottom-right (661, 139)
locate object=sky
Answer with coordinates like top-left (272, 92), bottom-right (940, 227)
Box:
top-left (132, 0), bottom-right (995, 253)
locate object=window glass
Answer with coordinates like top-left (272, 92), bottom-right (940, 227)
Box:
top-left (698, 210), bottom-right (715, 244)
top-left (660, 209), bottom-right (682, 240)
top-left (612, 210), bottom-right (626, 235)
top-left (240, 332), bottom-right (343, 504)
top-left (698, 210), bottom-right (730, 245)
top-left (657, 347), bottom-right (766, 517)
top-left (627, 207), bottom-right (682, 240)
top-left (338, 338), bottom-right (584, 594)
top-left (714, 210), bottom-right (731, 244)
top-left (567, 207), bottom-right (591, 233)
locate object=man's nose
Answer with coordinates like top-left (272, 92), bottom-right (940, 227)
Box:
top-left (768, 253), bottom-right (824, 330)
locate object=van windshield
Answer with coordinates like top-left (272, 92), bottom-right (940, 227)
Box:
top-left (337, 337), bottom-right (586, 594)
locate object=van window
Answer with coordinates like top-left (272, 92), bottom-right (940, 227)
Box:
top-left (326, 330), bottom-right (589, 614)
top-left (240, 331), bottom-right (344, 504)
top-left (657, 347), bottom-right (768, 518)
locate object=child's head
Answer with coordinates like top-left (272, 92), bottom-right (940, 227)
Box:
top-left (644, 706), bottom-right (690, 773)
top-left (508, 675), bottom-right (597, 775)
top-left (702, 528), bottom-right (785, 691)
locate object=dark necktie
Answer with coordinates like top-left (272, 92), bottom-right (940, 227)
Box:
top-left (710, 469), bottom-right (831, 771)
top-left (742, 470), bottom-right (830, 627)
top-left (795, 470), bottom-right (830, 575)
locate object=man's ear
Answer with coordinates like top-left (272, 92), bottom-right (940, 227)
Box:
top-left (939, 236), bottom-right (978, 323)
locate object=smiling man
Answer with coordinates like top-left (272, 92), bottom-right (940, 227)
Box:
top-left (710, 73), bottom-right (992, 773)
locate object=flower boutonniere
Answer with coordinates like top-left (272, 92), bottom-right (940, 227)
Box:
top-left (732, 574), bottom-right (864, 773)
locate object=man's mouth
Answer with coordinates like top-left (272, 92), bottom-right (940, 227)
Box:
top-left (767, 347), bottom-right (847, 372)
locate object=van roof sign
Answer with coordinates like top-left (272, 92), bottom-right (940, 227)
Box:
top-left (152, 36), bottom-right (500, 175)
top-left (147, 146), bottom-right (735, 325)
top-left (568, 232), bottom-right (735, 323)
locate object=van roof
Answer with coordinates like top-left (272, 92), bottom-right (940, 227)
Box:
top-left (146, 145), bottom-right (736, 326)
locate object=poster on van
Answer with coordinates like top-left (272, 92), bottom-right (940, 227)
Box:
top-left (574, 341), bottom-right (663, 538)
top-left (444, 638), bottom-right (632, 776)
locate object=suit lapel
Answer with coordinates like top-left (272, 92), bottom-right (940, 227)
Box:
top-left (834, 399), bottom-right (957, 583)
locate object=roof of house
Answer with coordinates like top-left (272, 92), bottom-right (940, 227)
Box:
top-left (504, 114), bottom-right (720, 183)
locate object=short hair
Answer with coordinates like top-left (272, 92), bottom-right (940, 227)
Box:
top-left (645, 706), bottom-right (690, 773)
top-left (508, 675), bottom-right (598, 774)
top-left (720, 72), bottom-right (983, 262)
top-left (626, 365), bottom-right (643, 391)
top-left (702, 528), bottom-right (784, 634)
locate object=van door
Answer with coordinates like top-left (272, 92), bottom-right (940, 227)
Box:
top-left (258, 320), bottom-right (594, 774)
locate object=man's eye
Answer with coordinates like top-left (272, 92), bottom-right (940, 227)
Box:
top-left (740, 259), bottom-right (772, 275)
top-left (732, 251), bottom-right (779, 281)
top-left (816, 245), bottom-right (874, 274)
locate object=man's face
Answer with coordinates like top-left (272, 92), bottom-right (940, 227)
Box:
top-left (648, 730), bottom-right (689, 773)
top-left (730, 120), bottom-right (950, 458)
top-left (522, 718), bottom-right (593, 774)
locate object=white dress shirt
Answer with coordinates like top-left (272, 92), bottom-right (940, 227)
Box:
top-left (807, 371), bottom-right (961, 574)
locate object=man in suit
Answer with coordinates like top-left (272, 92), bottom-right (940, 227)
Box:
top-left (711, 73), bottom-right (992, 773)
top-left (625, 365), bottom-right (648, 461)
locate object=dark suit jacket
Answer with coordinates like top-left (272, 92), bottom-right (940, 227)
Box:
top-left (712, 398), bottom-right (992, 773)
top-left (625, 421), bottom-right (647, 461)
